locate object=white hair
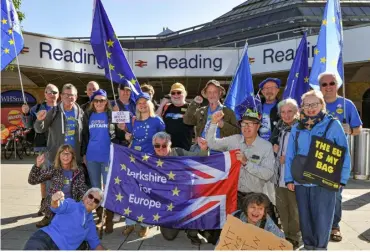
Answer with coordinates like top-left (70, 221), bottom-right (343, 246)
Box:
top-left (83, 187), bottom-right (104, 207)
top-left (152, 131), bottom-right (172, 145)
top-left (62, 83), bottom-right (78, 95)
top-left (301, 89), bottom-right (326, 112)
top-left (277, 98), bottom-right (299, 115)
top-left (318, 72), bottom-right (340, 86)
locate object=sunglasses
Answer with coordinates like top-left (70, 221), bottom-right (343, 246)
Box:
top-left (45, 91), bottom-right (58, 95)
top-left (93, 99), bottom-right (107, 103)
top-left (171, 91), bottom-right (182, 95)
top-left (88, 193), bottom-right (100, 204)
top-left (154, 143), bottom-right (168, 149)
top-left (320, 82), bottom-right (336, 87)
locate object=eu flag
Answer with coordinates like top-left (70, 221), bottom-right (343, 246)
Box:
top-left (224, 43), bottom-right (254, 120)
top-left (283, 33), bottom-right (310, 106)
top-left (103, 144), bottom-right (241, 229)
top-left (309, 0), bottom-right (344, 89)
top-left (1, 0), bottom-right (24, 71)
top-left (90, 0), bottom-right (142, 100)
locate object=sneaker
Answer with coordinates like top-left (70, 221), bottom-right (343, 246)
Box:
top-left (187, 233), bottom-right (202, 245)
top-left (138, 227), bottom-right (150, 238)
top-left (36, 216), bottom-right (51, 228)
top-left (122, 225), bottom-right (135, 236)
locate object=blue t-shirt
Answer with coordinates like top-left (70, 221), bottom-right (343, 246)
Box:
top-left (259, 102), bottom-right (276, 140)
top-left (201, 105), bottom-right (223, 138)
top-left (62, 170), bottom-right (73, 199)
top-left (64, 110), bottom-right (76, 147)
top-left (129, 116), bottom-right (165, 154)
top-left (42, 199), bottom-right (100, 250)
top-left (326, 96), bottom-right (362, 128)
top-left (86, 112), bottom-right (111, 163)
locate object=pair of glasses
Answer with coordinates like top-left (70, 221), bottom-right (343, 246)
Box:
top-left (262, 86), bottom-right (278, 91)
top-left (63, 93), bottom-right (76, 98)
top-left (240, 122), bottom-right (258, 128)
top-left (171, 91), bottom-right (182, 95)
top-left (45, 91), bottom-right (58, 95)
top-left (61, 152), bottom-right (72, 157)
top-left (302, 102), bottom-right (320, 109)
top-left (320, 82), bottom-right (336, 87)
top-left (88, 194), bottom-right (100, 204)
top-left (154, 143), bottom-right (168, 149)
top-left (93, 99), bottom-right (107, 103)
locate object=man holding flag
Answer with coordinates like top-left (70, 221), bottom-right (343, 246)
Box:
top-left (309, 0), bottom-right (363, 242)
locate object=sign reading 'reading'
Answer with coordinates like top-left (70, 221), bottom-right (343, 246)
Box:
top-left (303, 136), bottom-right (345, 191)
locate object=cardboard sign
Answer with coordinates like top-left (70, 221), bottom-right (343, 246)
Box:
top-left (112, 111), bottom-right (130, 123)
top-left (303, 136), bottom-right (345, 191)
top-left (215, 215), bottom-right (292, 250)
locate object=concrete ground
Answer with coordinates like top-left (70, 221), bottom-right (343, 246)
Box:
top-left (1, 157), bottom-right (370, 250)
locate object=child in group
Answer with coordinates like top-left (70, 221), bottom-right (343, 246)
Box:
top-left (234, 193), bottom-right (285, 239)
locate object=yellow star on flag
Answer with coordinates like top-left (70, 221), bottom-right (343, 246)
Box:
top-left (120, 164), bottom-right (127, 171)
top-left (129, 154), bottom-right (135, 163)
top-left (106, 51), bottom-right (112, 59)
top-left (295, 72), bottom-right (299, 78)
top-left (331, 60), bottom-right (337, 66)
top-left (8, 29), bottom-right (12, 35)
top-left (142, 154), bottom-right (150, 161)
top-left (124, 207), bottom-right (132, 216)
top-left (118, 73), bottom-right (125, 79)
top-left (167, 203), bottom-right (174, 211)
top-left (332, 17), bottom-right (336, 23)
top-left (172, 187), bottom-right (180, 196)
top-left (153, 213), bottom-right (161, 222)
top-left (116, 193), bottom-right (123, 202)
top-left (130, 78), bottom-right (136, 85)
top-left (114, 176), bottom-right (121, 184)
top-left (322, 19), bottom-right (327, 25)
top-left (156, 159), bottom-right (164, 167)
top-left (109, 63), bottom-right (115, 70)
top-left (8, 39), bottom-right (14, 45)
top-left (320, 57), bottom-right (326, 64)
top-left (106, 39), bottom-right (114, 47)
top-left (167, 171), bottom-right (176, 180)
top-left (137, 214), bottom-right (145, 222)
top-left (3, 48), bottom-right (9, 54)
top-left (304, 76), bottom-right (309, 83)
top-left (1, 19), bottom-right (7, 24)
top-left (314, 48), bottom-right (319, 55)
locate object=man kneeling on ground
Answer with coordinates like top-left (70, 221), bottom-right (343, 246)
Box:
top-left (24, 188), bottom-right (105, 250)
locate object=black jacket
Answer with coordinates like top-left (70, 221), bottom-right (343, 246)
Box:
top-left (81, 109), bottom-right (128, 156)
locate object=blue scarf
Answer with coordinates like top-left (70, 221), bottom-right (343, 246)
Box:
top-left (298, 110), bottom-right (325, 130)
top-left (239, 211), bottom-right (263, 228)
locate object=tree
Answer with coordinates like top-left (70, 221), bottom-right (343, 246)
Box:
top-left (12, 0), bottom-right (25, 22)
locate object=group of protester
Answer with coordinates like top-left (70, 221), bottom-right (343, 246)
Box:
top-left (21, 71), bottom-right (362, 250)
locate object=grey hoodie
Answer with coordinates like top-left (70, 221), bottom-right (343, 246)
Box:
top-left (34, 102), bottom-right (84, 164)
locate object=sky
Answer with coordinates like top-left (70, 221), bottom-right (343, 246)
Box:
top-left (20, 0), bottom-right (244, 38)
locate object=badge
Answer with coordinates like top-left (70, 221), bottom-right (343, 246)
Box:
top-left (336, 108), bottom-right (343, 114)
top-left (181, 108), bottom-right (187, 112)
top-left (134, 146), bottom-right (142, 151)
top-left (64, 179), bottom-right (70, 185)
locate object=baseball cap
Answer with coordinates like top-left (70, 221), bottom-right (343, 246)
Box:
top-left (90, 89), bottom-right (107, 101)
top-left (119, 82), bottom-right (131, 90)
top-left (170, 83), bottom-right (186, 93)
top-left (241, 108), bottom-right (262, 123)
top-left (258, 78), bottom-right (281, 89)
top-left (136, 92), bottom-right (151, 101)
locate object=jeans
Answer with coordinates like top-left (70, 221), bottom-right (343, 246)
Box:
top-left (24, 230), bottom-right (59, 250)
top-left (295, 186), bottom-right (336, 250)
top-left (332, 187), bottom-right (343, 229)
top-left (87, 161), bottom-right (108, 189)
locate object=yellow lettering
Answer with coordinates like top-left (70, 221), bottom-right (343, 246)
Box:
top-left (326, 155), bottom-right (334, 164)
top-left (315, 150), bottom-right (324, 159)
top-left (316, 161), bottom-right (323, 169)
top-left (332, 148), bottom-right (342, 157)
top-left (316, 161), bottom-right (334, 173)
top-left (332, 157), bottom-right (339, 165)
top-left (317, 141), bottom-right (331, 152)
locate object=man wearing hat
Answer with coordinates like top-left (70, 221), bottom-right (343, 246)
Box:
top-left (183, 80), bottom-right (239, 151)
top-left (258, 78), bottom-right (281, 141)
top-left (112, 82), bottom-right (136, 116)
top-left (156, 83), bottom-right (194, 150)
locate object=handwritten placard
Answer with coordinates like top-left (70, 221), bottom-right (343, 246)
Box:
top-left (112, 111), bottom-right (130, 123)
top-left (215, 215), bottom-right (292, 251)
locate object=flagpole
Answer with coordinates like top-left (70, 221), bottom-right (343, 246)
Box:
top-left (103, 41), bottom-right (118, 108)
top-left (10, 28), bottom-right (26, 104)
top-left (288, 79), bottom-right (295, 99)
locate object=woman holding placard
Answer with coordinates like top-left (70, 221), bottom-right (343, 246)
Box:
top-left (269, 98), bottom-right (301, 249)
top-left (81, 89), bottom-right (126, 233)
top-left (284, 90), bottom-right (350, 250)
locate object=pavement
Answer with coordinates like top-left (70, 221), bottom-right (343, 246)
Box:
top-left (1, 156), bottom-right (370, 250)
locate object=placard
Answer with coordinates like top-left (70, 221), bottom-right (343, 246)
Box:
top-left (303, 136), bottom-right (345, 191)
top-left (215, 215), bottom-right (292, 250)
top-left (112, 111), bottom-right (130, 123)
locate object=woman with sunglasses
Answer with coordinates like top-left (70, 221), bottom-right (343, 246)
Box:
top-left (28, 144), bottom-right (88, 228)
top-left (284, 90), bottom-right (350, 250)
top-left (81, 89), bottom-right (126, 234)
top-left (123, 93), bottom-right (165, 238)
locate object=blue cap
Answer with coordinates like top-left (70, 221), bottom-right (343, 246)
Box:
top-left (258, 78), bottom-right (281, 89)
top-left (136, 92), bottom-right (150, 101)
top-left (119, 82), bottom-right (131, 90)
top-left (90, 89), bottom-right (107, 101)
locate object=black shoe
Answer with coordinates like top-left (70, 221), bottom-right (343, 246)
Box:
top-left (187, 233), bottom-right (202, 246)
top-left (37, 198), bottom-right (45, 216)
top-left (286, 238), bottom-right (300, 250)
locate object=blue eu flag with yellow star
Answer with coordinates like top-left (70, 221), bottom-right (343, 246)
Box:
top-left (309, 0), bottom-right (344, 89)
top-left (90, 0), bottom-right (142, 100)
top-left (224, 43), bottom-right (254, 120)
top-left (103, 144), bottom-right (241, 229)
top-left (283, 33), bottom-right (310, 106)
top-left (1, 0), bottom-right (24, 71)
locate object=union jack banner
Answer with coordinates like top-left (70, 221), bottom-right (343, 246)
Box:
top-left (103, 144), bottom-right (241, 229)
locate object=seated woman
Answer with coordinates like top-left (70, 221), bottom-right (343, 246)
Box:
top-left (234, 193), bottom-right (285, 239)
top-left (28, 144), bottom-right (88, 228)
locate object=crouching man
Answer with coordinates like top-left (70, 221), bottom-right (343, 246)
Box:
top-left (24, 189), bottom-right (105, 250)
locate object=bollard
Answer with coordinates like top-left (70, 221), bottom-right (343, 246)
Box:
top-left (354, 128), bottom-right (370, 180)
